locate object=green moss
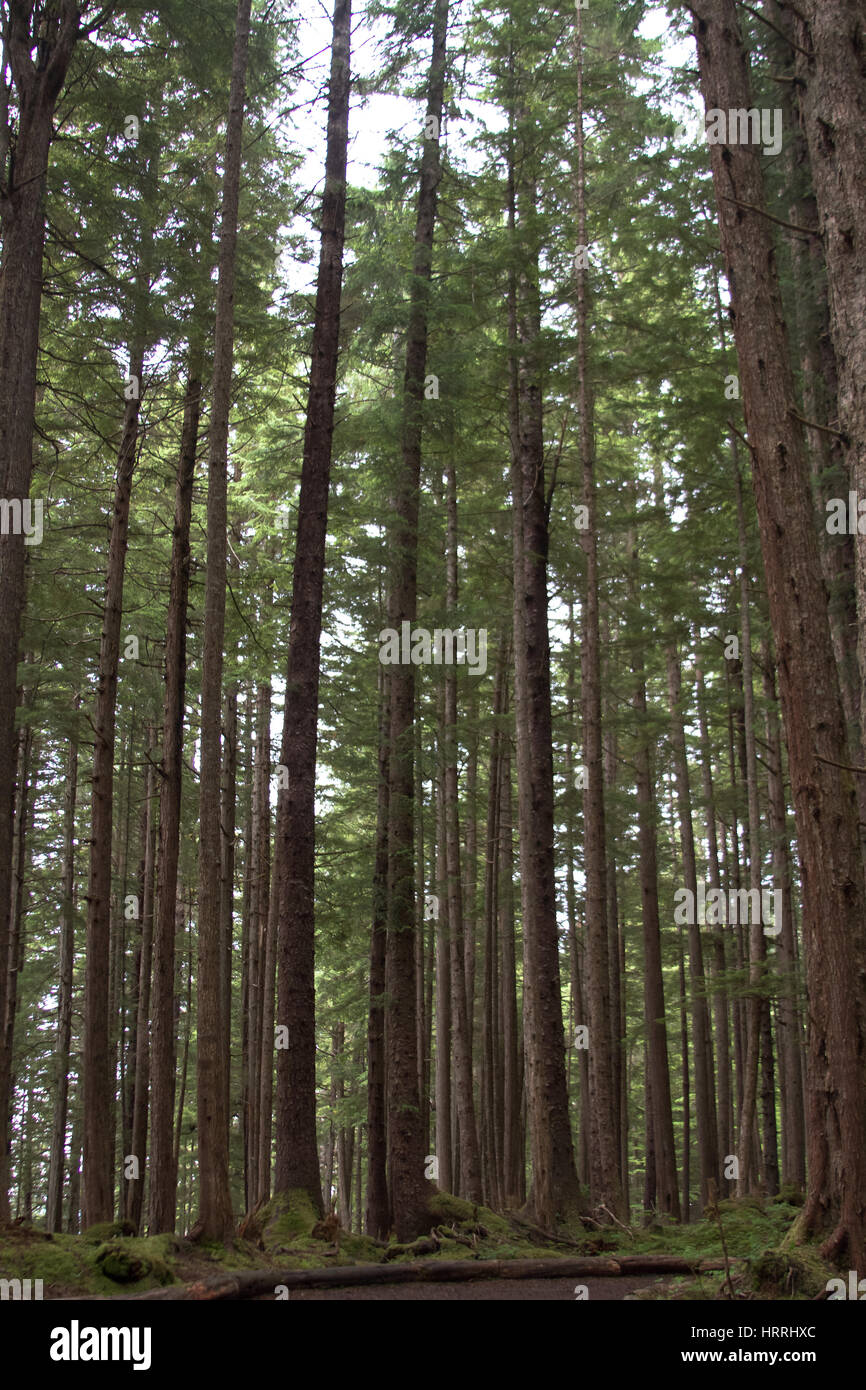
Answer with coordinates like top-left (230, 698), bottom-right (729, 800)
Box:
top-left (0, 1231), bottom-right (179, 1295)
top-left (258, 1190), bottom-right (321, 1249)
top-left (82, 1220), bottom-right (137, 1244)
top-left (750, 1247), bottom-right (828, 1299)
top-left (426, 1191), bottom-right (476, 1224)
top-left (772, 1184), bottom-right (805, 1208)
top-left (339, 1232), bottom-right (385, 1263)
top-left (95, 1242), bottom-right (147, 1283)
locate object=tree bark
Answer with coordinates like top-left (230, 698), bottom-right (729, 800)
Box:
top-left (149, 347), bottom-right (201, 1234)
top-left (443, 460), bottom-right (482, 1201)
top-left (195, 0), bottom-right (252, 1243)
top-left (47, 712), bottom-right (79, 1232)
top-left (384, 0), bottom-right (448, 1242)
top-left (271, 0), bottom-right (350, 1210)
top-left (691, 0), bottom-right (866, 1269)
top-left (83, 343), bottom-right (145, 1226)
top-left (0, 0), bottom-right (80, 1220)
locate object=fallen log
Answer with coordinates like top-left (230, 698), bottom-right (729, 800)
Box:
top-left (121, 1252), bottom-right (740, 1300)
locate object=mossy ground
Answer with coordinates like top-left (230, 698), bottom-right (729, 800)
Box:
top-left (0, 1191), bottom-right (835, 1298)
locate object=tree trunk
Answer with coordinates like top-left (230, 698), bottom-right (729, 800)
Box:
top-left (790, 2), bottom-right (866, 748)
top-left (365, 665), bottom-right (390, 1237)
top-left (384, 0), bottom-right (448, 1242)
top-left (666, 642), bottom-right (719, 1207)
top-left (691, 0), bottom-right (866, 1269)
top-left (195, 0), bottom-right (252, 1243)
top-left (127, 746), bottom-right (156, 1231)
top-left (47, 712), bottom-right (79, 1232)
top-left (630, 544), bottom-right (679, 1219)
top-left (149, 347), bottom-right (201, 1234)
top-left (83, 343), bottom-right (145, 1226)
top-left (573, 2), bottom-right (620, 1217)
top-left (0, 1), bottom-right (80, 1219)
top-left (761, 644), bottom-right (806, 1189)
top-left (443, 460), bottom-right (482, 1201)
top-left (271, 0), bottom-right (350, 1210)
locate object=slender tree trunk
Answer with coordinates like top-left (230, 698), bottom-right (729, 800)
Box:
top-left (245, 675), bottom-right (270, 1207)
top-left (433, 708), bottom-right (452, 1198)
top-left (443, 461), bottom-right (481, 1201)
top-left (47, 713), bottom-right (79, 1232)
top-left (570, 4), bottom-right (621, 1218)
top-left (150, 347), bottom-right (201, 1234)
top-left (83, 343), bottom-right (145, 1226)
top-left (195, 0), bottom-right (252, 1243)
top-left (666, 642), bottom-right (719, 1207)
top-left (384, 0), bottom-right (448, 1242)
top-left (630, 548), bottom-right (679, 1219)
top-left (220, 679), bottom-right (238, 1149)
top-left (127, 748), bottom-right (156, 1230)
top-left (695, 652), bottom-right (734, 1189)
top-left (762, 645), bottom-right (806, 1189)
top-left (366, 665), bottom-right (390, 1237)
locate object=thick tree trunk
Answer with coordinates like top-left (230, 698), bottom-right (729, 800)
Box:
top-left (272, 0), bottom-right (350, 1209)
top-left (511, 164), bottom-right (581, 1226)
top-left (790, 2), bottom-right (866, 744)
top-left (692, 0), bottom-right (866, 1269)
top-left (195, 0), bottom-right (252, 1243)
top-left (0, 0), bottom-right (80, 1220)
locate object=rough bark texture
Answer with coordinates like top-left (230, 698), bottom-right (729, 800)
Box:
top-left (384, 0), bottom-right (448, 1243)
top-left (47, 715), bottom-right (78, 1232)
top-left (630, 545), bottom-right (679, 1220)
top-left (365, 668), bottom-right (390, 1237)
top-left (83, 345), bottom-right (144, 1226)
top-left (791, 1), bottom-right (866, 743)
top-left (0, 0), bottom-right (80, 1220)
top-left (692, 0), bottom-right (866, 1270)
top-left (511, 155), bottom-right (581, 1227)
top-left (443, 460), bottom-right (482, 1201)
top-left (272, 0), bottom-right (350, 1210)
top-left (574, 2), bottom-right (621, 1218)
top-left (149, 349), bottom-right (201, 1234)
top-left (195, 0), bottom-right (252, 1243)
top-left (666, 643), bottom-right (719, 1207)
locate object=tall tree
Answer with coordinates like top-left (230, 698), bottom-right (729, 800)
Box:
top-left (195, 0), bottom-right (252, 1243)
top-left (384, 0), bottom-right (448, 1242)
top-left (0, 0), bottom-right (85, 1222)
top-left (272, 0), bottom-right (351, 1208)
top-left (691, 0), bottom-right (866, 1269)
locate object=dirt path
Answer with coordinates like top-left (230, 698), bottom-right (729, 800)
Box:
top-left (272, 1275), bottom-right (665, 1300)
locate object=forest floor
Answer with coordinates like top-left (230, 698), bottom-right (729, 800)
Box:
top-left (0, 1189), bottom-right (834, 1302)
top-left (258, 1274), bottom-right (664, 1300)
